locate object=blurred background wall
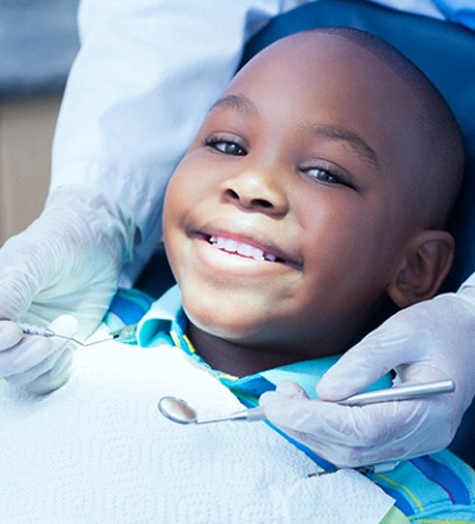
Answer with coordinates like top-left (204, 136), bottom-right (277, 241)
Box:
top-left (0, 0), bottom-right (80, 244)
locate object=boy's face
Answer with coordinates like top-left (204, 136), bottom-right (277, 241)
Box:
top-left (163, 33), bottom-right (429, 362)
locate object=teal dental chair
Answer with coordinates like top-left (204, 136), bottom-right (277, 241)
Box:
top-left (137, 0), bottom-right (475, 466)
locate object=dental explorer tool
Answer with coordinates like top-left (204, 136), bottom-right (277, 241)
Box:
top-left (19, 322), bottom-right (139, 347)
top-left (157, 379), bottom-right (455, 425)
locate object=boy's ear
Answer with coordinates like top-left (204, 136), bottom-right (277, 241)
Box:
top-left (387, 230), bottom-right (455, 308)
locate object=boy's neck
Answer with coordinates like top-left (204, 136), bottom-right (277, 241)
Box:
top-left (185, 294), bottom-right (397, 377)
top-left (187, 323), bottom-right (316, 377)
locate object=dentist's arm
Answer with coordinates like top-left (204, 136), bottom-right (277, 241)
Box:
top-left (261, 281), bottom-right (475, 466)
top-left (0, 0), bottom-right (288, 393)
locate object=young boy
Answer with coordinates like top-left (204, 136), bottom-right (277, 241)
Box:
top-left (1, 27), bottom-right (473, 523)
top-left (136, 26), bottom-right (473, 521)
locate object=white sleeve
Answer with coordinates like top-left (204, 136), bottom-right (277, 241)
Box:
top-left (51, 0), bottom-right (301, 279)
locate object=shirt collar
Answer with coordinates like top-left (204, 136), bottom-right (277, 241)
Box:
top-left (136, 285), bottom-right (391, 401)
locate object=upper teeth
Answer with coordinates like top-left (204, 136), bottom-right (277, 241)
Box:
top-left (209, 236), bottom-right (277, 262)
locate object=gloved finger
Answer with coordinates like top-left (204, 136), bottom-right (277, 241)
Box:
top-left (0, 336), bottom-right (59, 377)
top-left (394, 362), bottom-right (452, 386)
top-left (263, 380), bottom-right (309, 401)
top-left (4, 346), bottom-right (70, 386)
top-left (48, 314), bottom-right (79, 342)
top-left (0, 320), bottom-right (24, 350)
top-left (262, 393), bottom-right (453, 467)
top-left (24, 347), bottom-right (74, 395)
top-left (21, 315), bottom-right (77, 395)
top-left (0, 314), bottom-right (77, 379)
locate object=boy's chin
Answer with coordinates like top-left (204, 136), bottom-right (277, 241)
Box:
top-left (186, 309), bottom-right (263, 341)
top-left (180, 285), bottom-right (271, 330)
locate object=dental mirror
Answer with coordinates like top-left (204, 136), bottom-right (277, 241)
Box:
top-left (158, 396), bottom-right (266, 425)
top-left (158, 379), bottom-right (455, 426)
top-left (158, 396), bottom-right (200, 424)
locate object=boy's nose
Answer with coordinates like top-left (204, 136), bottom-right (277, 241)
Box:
top-left (221, 169), bottom-right (289, 215)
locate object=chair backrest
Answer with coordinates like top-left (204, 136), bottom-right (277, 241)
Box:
top-left (240, 0), bottom-right (475, 293)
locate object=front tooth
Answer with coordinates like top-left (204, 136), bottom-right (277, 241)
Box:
top-left (237, 244), bottom-right (254, 257)
top-left (223, 239), bottom-right (238, 252)
top-left (251, 247), bottom-right (265, 260)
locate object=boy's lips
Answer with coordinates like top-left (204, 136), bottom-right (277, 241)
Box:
top-left (192, 223), bottom-right (302, 269)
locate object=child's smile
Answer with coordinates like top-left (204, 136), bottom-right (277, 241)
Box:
top-left (208, 235), bottom-right (279, 263)
top-left (191, 219), bottom-right (303, 280)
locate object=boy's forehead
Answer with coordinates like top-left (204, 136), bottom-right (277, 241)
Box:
top-left (222, 31), bottom-right (415, 135)
top-left (234, 32), bottom-right (388, 88)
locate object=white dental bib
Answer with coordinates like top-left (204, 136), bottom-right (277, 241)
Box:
top-left (0, 330), bottom-right (394, 523)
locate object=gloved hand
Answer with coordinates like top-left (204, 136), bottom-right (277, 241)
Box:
top-left (0, 186), bottom-right (133, 394)
top-left (0, 315), bottom-right (78, 394)
top-left (260, 287), bottom-right (475, 467)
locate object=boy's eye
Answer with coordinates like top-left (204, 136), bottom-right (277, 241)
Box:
top-left (204, 136), bottom-right (247, 156)
top-left (305, 166), bottom-right (353, 189)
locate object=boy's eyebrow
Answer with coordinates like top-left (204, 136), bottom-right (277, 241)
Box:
top-left (209, 95), bottom-right (380, 169)
top-left (209, 94), bottom-right (258, 115)
top-left (309, 123), bottom-right (380, 169)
